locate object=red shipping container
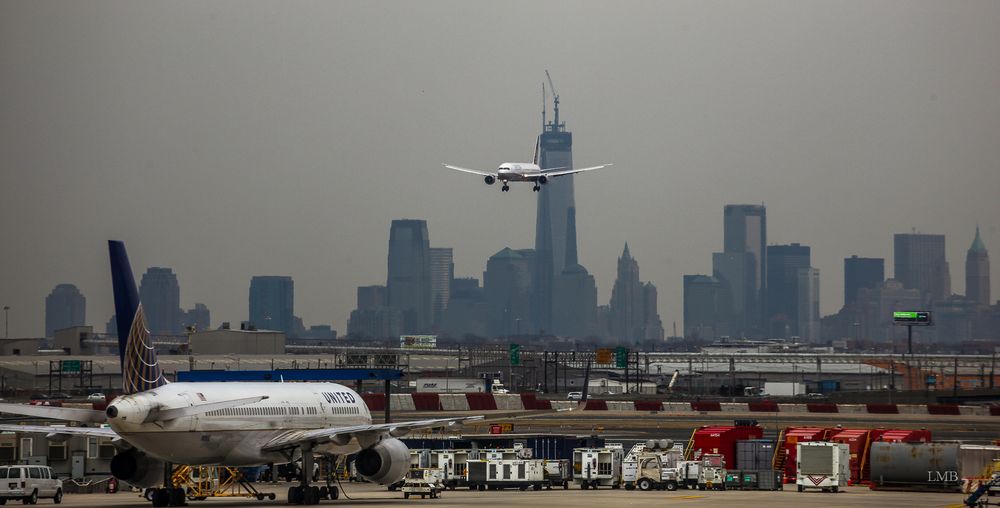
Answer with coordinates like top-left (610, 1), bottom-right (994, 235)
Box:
top-left (779, 427), bottom-right (831, 480)
top-left (688, 425), bottom-right (763, 467)
top-left (829, 428), bottom-right (871, 484)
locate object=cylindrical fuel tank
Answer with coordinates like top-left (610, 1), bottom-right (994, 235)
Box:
top-left (869, 442), bottom-right (959, 487)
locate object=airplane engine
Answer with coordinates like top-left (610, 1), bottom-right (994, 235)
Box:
top-left (355, 438), bottom-right (409, 485)
top-left (538, 175), bottom-right (549, 185)
top-left (484, 175), bottom-right (496, 185)
top-left (110, 448), bottom-right (165, 488)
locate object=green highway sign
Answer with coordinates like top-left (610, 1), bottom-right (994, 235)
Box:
top-left (61, 360), bottom-right (81, 373)
top-left (509, 344), bottom-right (521, 366)
top-left (614, 347), bottom-right (628, 368)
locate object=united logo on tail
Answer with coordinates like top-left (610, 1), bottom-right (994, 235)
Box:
top-left (109, 240), bottom-right (167, 394)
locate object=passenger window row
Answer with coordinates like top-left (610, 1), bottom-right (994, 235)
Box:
top-left (204, 406), bottom-right (328, 417)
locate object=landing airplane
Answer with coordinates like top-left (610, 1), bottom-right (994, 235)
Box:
top-left (0, 241), bottom-right (482, 506)
top-left (441, 162), bottom-right (612, 192)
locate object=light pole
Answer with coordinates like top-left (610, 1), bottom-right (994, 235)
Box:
top-left (3, 306), bottom-right (9, 338)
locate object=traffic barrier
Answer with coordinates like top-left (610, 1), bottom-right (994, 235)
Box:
top-left (362, 393), bottom-right (385, 411)
top-left (584, 400), bottom-right (608, 410)
top-left (466, 393), bottom-right (498, 411)
top-left (439, 393), bottom-right (470, 411)
top-left (390, 393), bottom-right (416, 411)
top-left (551, 400), bottom-right (575, 410)
top-left (720, 403), bottom-right (748, 412)
top-left (838, 404), bottom-right (866, 414)
top-left (691, 401), bottom-right (722, 412)
top-left (663, 402), bottom-right (692, 412)
top-left (606, 401), bottom-right (635, 411)
top-left (927, 404), bottom-right (960, 415)
top-left (520, 393), bottom-right (552, 410)
top-left (412, 393), bottom-right (441, 411)
top-left (634, 400), bottom-right (664, 411)
top-left (895, 405), bottom-right (922, 415)
top-left (806, 403), bottom-right (838, 413)
top-left (494, 394), bottom-right (525, 410)
top-left (865, 403), bottom-right (898, 414)
top-left (748, 401), bottom-right (779, 412)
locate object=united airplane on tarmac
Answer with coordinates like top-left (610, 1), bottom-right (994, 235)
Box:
top-left (0, 241), bottom-right (482, 506)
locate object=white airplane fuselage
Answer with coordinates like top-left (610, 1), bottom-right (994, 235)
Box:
top-left (496, 162), bottom-right (542, 182)
top-left (108, 382), bottom-right (370, 465)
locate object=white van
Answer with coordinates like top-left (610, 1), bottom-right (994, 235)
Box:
top-left (0, 465), bottom-right (63, 504)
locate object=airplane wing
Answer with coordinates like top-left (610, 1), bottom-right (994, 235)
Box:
top-left (541, 163), bottom-right (613, 178)
top-left (441, 164), bottom-right (496, 177)
top-left (147, 395), bottom-right (268, 423)
top-left (0, 424), bottom-right (119, 439)
top-left (0, 403), bottom-right (107, 424)
top-left (261, 415), bottom-right (483, 453)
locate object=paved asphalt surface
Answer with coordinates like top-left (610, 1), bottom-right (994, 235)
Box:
top-left (55, 482), bottom-right (973, 507)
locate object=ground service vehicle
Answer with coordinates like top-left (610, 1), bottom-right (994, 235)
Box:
top-left (0, 465), bottom-right (63, 504)
top-left (573, 447), bottom-right (623, 490)
top-left (622, 440), bottom-right (683, 491)
top-left (796, 442), bottom-right (849, 493)
top-left (401, 469), bottom-right (444, 499)
top-left (698, 454), bottom-right (727, 491)
top-left (466, 459), bottom-right (547, 491)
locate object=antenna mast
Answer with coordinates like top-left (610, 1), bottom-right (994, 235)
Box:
top-left (542, 82), bottom-right (547, 129)
top-left (545, 70), bottom-right (560, 131)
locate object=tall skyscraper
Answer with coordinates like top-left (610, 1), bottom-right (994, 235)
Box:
top-left (429, 248), bottom-right (454, 327)
top-left (683, 275), bottom-right (729, 340)
top-left (139, 267), bottom-right (182, 335)
top-left (609, 244), bottom-right (664, 343)
top-left (844, 256), bottom-right (885, 308)
top-left (966, 226), bottom-right (990, 306)
top-left (766, 243), bottom-right (810, 337)
top-left (182, 303), bottom-right (210, 332)
top-left (533, 94), bottom-right (575, 333)
top-left (45, 284), bottom-right (85, 337)
top-left (796, 267), bottom-right (820, 341)
top-left (356, 285), bottom-right (387, 310)
top-left (483, 248), bottom-right (533, 337)
top-left (552, 207), bottom-right (597, 337)
top-left (248, 276), bottom-right (294, 333)
top-left (894, 233), bottom-right (951, 302)
top-left (712, 251), bottom-right (754, 337)
top-left (387, 219), bottom-right (432, 333)
top-left (723, 204), bottom-right (767, 334)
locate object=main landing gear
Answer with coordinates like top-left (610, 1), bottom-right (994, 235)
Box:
top-left (147, 463), bottom-right (186, 507)
top-left (501, 184), bottom-right (510, 192)
top-left (287, 447), bottom-right (338, 505)
top-left (532, 185), bottom-right (540, 192)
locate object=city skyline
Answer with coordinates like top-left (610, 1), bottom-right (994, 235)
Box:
top-left (2, 2), bottom-right (999, 338)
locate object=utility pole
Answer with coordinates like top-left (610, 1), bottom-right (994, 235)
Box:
top-left (2, 306), bottom-right (8, 338)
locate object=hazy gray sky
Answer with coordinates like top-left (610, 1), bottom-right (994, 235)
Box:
top-left (1, 1), bottom-right (998, 338)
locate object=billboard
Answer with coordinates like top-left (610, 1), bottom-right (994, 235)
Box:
top-left (892, 311), bottom-right (932, 326)
top-left (400, 335), bottom-right (437, 349)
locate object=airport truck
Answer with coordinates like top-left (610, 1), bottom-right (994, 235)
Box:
top-left (401, 468), bottom-right (445, 499)
top-left (697, 454), bottom-right (728, 491)
top-left (573, 448), bottom-right (623, 490)
top-left (543, 460), bottom-right (571, 489)
top-left (796, 442), bottom-right (850, 493)
top-left (622, 440), bottom-right (684, 491)
top-left (676, 461), bottom-right (702, 489)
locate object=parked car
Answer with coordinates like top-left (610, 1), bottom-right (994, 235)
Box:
top-left (0, 465), bottom-right (63, 504)
top-left (49, 393), bottom-right (71, 400)
top-left (567, 392), bottom-right (583, 401)
top-left (87, 393), bottom-right (106, 402)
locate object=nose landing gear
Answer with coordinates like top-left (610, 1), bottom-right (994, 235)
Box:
top-left (501, 184), bottom-right (510, 192)
top-left (532, 185), bottom-right (540, 192)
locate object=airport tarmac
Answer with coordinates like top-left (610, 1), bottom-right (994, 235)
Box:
top-left (55, 482), bottom-right (970, 507)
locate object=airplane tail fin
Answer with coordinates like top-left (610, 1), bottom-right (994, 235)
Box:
top-left (109, 240), bottom-right (167, 394)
